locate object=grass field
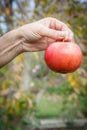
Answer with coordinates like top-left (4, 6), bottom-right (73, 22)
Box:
top-left (35, 82), bottom-right (78, 119)
top-left (35, 95), bottom-right (63, 118)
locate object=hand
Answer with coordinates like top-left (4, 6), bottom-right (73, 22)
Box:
top-left (0, 17), bottom-right (74, 68)
top-left (18, 17), bottom-right (74, 52)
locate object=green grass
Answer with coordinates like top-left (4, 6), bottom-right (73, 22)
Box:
top-left (35, 82), bottom-right (81, 119)
top-left (35, 95), bottom-right (63, 118)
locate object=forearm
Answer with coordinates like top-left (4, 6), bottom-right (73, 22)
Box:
top-left (0, 29), bottom-right (23, 68)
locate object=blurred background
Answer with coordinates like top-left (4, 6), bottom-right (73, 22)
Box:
top-left (0, 0), bottom-right (87, 130)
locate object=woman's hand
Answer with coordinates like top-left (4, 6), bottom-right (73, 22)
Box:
top-left (18, 17), bottom-right (74, 52)
top-left (0, 17), bottom-right (74, 68)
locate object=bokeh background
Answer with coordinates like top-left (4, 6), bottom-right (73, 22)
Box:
top-left (0, 0), bottom-right (87, 130)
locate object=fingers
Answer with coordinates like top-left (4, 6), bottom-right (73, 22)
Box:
top-left (40, 18), bottom-right (74, 41)
top-left (54, 19), bottom-right (74, 41)
top-left (40, 26), bottom-right (73, 41)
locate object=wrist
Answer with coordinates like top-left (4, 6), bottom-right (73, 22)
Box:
top-left (12, 29), bottom-right (24, 54)
top-left (0, 29), bottom-right (24, 55)
top-left (0, 29), bottom-right (24, 68)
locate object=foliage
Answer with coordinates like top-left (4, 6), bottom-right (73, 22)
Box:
top-left (0, 88), bottom-right (36, 130)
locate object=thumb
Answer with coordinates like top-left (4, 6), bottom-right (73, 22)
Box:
top-left (40, 27), bottom-right (69, 40)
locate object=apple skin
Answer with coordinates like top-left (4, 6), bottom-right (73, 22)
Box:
top-left (44, 42), bottom-right (82, 73)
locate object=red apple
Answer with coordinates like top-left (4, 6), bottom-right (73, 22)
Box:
top-left (44, 42), bottom-right (82, 73)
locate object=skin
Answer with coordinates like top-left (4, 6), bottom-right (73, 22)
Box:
top-left (0, 17), bottom-right (74, 68)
